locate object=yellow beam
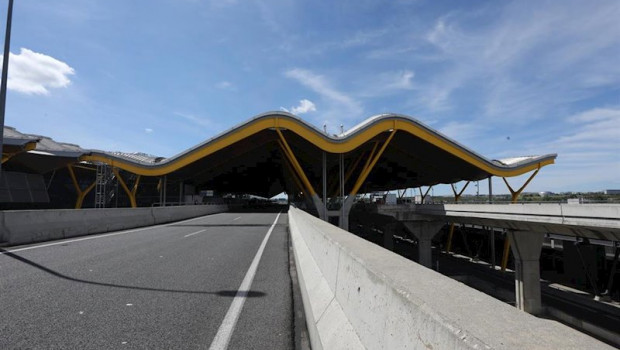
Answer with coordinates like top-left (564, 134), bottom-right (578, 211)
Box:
top-left (276, 130), bottom-right (316, 196)
top-left (450, 181), bottom-right (470, 203)
top-left (78, 116), bottom-right (555, 178)
top-left (359, 142), bottom-right (379, 181)
top-left (419, 186), bottom-right (432, 202)
top-left (113, 168), bottom-right (138, 208)
top-left (446, 223), bottom-right (456, 253)
top-left (501, 235), bottom-right (511, 272)
top-left (350, 130), bottom-right (396, 196)
top-left (328, 149), bottom-right (367, 197)
top-left (67, 165), bottom-right (95, 209)
top-left (76, 181), bottom-right (96, 209)
top-left (131, 175), bottom-right (141, 197)
top-left (282, 155), bottom-right (306, 194)
top-left (502, 167), bottom-right (540, 203)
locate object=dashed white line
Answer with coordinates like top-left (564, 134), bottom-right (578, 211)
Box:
top-left (208, 212), bottom-right (281, 350)
top-left (232, 216), bottom-right (241, 221)
top-left (184, 229), bottom-right (207, 238)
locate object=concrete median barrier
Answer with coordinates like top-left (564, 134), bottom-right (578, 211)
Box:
top-left (0, 204), bottom-right (228, 246)
top-left (288, 206), bottom-right (613, 350)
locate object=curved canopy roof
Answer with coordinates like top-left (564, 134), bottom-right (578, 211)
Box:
top-left (4, 112), bottom-right (556, 197)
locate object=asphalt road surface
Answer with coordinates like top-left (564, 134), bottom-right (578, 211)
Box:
top-left (0, 212), bottom-right (293, 350)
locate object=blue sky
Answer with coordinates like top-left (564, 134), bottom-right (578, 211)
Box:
top-left (1, 0), bottom-right (619, 195)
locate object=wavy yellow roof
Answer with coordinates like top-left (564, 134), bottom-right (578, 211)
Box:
top-left (80, 112), bottom-right (556, 179)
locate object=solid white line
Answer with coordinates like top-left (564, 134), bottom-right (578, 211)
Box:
top-left (232, 216), bottom-right (241, 221)
top-left (208, 212), bottom-right (281, 350)
top-left (1, 213), bottom-right (222, 254)
top-left (184, 229), bottom-right (207, 238)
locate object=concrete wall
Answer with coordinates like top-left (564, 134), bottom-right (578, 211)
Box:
top-left (0, 204), bottom-right (228, 246)
top-left (288, 206), bottom-right (613, 350)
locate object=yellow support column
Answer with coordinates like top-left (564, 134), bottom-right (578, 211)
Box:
top-left (327, 146), bottom-right (369, 197)
top-left (113, 168), bottom-right (140, 208)
top-left (446, 224), bottom-right (456, 253)
top-left (67, 165), bottom-right (96, 209)
top-left (502, 167), bottom-right (540, 203)
top-left (446, 181), bottom-right (470, 253)
top-left (418, 186), bottom-right (432, 203)
top-left (450, 181), bottom-right (470, 203)
top-left (276, 130), bottom-right (326, 218)
top-left (349, 130), bottom-right (396, 197)
top-left (276, 137), bottom-right (316, 196)
top-left (281, 151), bottom-right (306, 195)
top-left (276, 130), bottom-right (317, 196)
top-left (500, 166), bottom-right (541, 271)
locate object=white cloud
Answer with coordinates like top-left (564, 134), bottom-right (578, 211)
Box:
top-left (290, 99), bottom-right (316, 115)
top-left (174, 112), bottom-right (217, 129)
top-left (144, 128), bottom-right (153, 134)
top-left (438, 120), bottom-right (487, 143)
top-left (2, 48), bottom-right (75, 95)
top-left (285, 68), bottom-right (364, 134)
top-left (555, 108), bottom-right (620, 149)
top-left (285, 68), bottom-right (363, 116)
top-left (358, 70), bottom-right (416, 98)
top-left (518, 107), bottom-right (620, 191)
top-left (416, 1), bottom-right (620, 122)
top-left (208, 0), bottom-right (237, 7)
top-left (393, 70), bottom-right (415, 90)
top-left (216, 81), bottom-right (234, 90)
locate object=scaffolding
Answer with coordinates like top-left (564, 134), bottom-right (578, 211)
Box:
top-left (94, 163), bottom-right (114, 208)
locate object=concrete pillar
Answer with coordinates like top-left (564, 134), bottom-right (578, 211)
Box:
top-left (402, 221), bottom-right (445, 268)
top-left (507, 230), bottom-right (544, 315)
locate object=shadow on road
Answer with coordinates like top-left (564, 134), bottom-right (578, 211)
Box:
top-left (0, 248), bottom-right (266, 298)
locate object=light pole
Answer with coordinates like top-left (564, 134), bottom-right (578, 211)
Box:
top-left (0, 0), bottom-right (14, 174)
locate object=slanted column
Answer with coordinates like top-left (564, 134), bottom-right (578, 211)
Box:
top-left (402, 221), bottom-right (445, 268)
top-left (339, 195), bottom-right (355, 231)
top-left (311, 194), bottom-right (326, 220)
top-left (507, 230), bottom-right (544, 315)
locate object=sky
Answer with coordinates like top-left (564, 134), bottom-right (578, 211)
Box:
top-left (1, 0), bottom-right (619, 196)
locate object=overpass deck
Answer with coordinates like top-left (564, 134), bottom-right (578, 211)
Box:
top-left (0, 212), bottom-right (293, 350)
top-left (378, 203), bottom-right (620, 241)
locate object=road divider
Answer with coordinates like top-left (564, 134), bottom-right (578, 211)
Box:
top-left (0, 205), bottom-right (228, 246)
top-left (288, 206), bottom-right (613, 350)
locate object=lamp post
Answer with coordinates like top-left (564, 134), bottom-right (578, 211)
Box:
top-left (0, 0), bottom-right (14, 174)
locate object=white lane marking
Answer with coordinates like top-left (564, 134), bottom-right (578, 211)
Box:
top-left (232, 216), bottom-right (241, 221)
top-left (208, 212), bottom-right (281, 350)
top-left (1, 213), bottom-right (224, 254)
top-left (184, 229), bottom-right (206, 238)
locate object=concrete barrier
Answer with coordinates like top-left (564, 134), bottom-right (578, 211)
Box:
top-left (288, 206), bottom-right (614, 350)
top-left (0, 204), bottom-right (228, 246)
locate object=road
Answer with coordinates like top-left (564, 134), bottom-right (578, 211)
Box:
top-left (0, 211), bottom-right (292, 350)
